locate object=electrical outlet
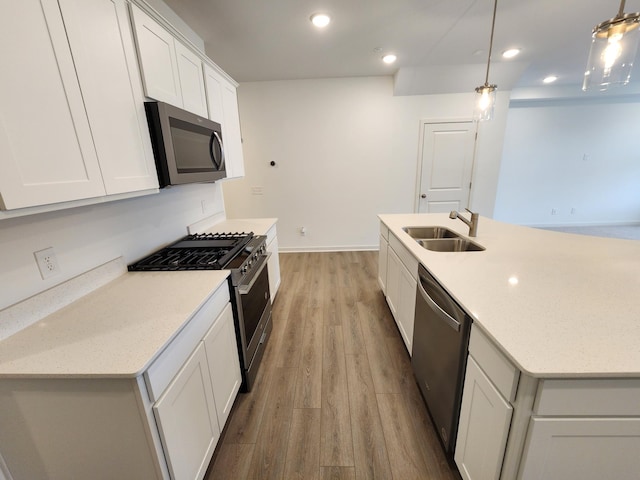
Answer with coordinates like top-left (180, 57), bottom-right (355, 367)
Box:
top-left (34, 247), bottom-right (60, 279)
top-left (551, 208), bottom-right (558, 215)
top-left (299, 226), bottom-right (307, 236)
top-left (571, 207), bottom-right (577, 215)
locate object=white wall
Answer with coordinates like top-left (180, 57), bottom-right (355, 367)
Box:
top-left (0, 184), bottom-right (224, 311)
top-left (494, 98), bottom-right (640, 226)
top-left (223, 77), bottom-right (508, 251)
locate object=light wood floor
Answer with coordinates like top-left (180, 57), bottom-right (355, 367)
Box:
top-left (205, 251), bottom-right (462, 480)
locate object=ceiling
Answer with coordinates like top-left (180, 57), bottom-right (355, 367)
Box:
top-left (162, 0), bottom-right (640, 94)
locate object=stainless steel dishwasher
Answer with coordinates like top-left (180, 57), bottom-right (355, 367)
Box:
top-left (411, 264), bottom-right (472, 459)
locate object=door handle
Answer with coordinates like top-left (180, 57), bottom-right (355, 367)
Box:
top-left (421, 194), bottom-right (427, 199)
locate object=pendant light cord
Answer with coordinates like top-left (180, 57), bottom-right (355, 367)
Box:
top-left (618, 0), bottom-right (626, 17)
top-left (484, 0), bottom-right (498, 86)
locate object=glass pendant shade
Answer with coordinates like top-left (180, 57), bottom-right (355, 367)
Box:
top-left (473, 84), bottom-right (497, 122)
top-left (583, 12), bottom-right (640, 91)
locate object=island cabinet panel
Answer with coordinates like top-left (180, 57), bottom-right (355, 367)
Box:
top-left (455, 357), bottom-right (513, 480)
top-left (385, 233), bottom-right (417, 353)
top-left (378, 233), bottom-right (388, 293)
top-left (518, 417), bottom-right (640, 480)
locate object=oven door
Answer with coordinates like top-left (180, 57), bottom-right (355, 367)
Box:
top-left (238, 254), bottom-right (272, 367)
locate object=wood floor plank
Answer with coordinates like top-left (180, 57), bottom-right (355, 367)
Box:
top-left (294, 306), bottom-right (324, 408)
top-left (356, 301), bottom-right (403, 394)
top-left (321, 466), bottom-right (356, 480)
top-left (377, 393), bottom-right (431, 480)
top-left (246, 367), bottom-right (297, 480)
top-left (276, 293), bottom-right (307, 368)
top-left (339, 287), bottom-right (366, 355)
top-left (204, 443), bottom-right (254, 480)
top-left (385, 336), bottom-right (461, 479)
top-left (209, 251), bottom-right (462, 480)
top-left (345, 354), bottom-right (393, 480)
top-left (320, 326), bottom-right (354, 466)
top-left (283, 408), bottom-right (321, 480)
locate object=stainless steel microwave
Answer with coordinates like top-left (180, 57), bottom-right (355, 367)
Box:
top-left (144, 101), bottom-right (226, 187)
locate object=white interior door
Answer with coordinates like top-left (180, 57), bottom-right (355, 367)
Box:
top-left (416, 121), bottom-right (477, 213)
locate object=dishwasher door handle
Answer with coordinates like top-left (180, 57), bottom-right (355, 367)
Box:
top-left (417, 278), bottom-right (461, 332)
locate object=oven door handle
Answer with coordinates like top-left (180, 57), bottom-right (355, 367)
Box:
top-left (238, 253), bottom-right (271, 295)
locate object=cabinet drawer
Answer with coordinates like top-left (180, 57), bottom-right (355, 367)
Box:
top-left (389, 232), bottom-right (418, 280)
top-left (469, 326), bottom-right (519, 402)
top-left (534, 378), bottom-right (640, 416)
top-left (380, 222), bottom-right (389, 241)
top-left (145, 282), bottom-right (230, 402)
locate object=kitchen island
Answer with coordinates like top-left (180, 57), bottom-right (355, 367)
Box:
top-left (378, 213), bottom-right (640, 480)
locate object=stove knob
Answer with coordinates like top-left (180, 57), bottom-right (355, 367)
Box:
top-left (242, 265), bottom-right (248, 274)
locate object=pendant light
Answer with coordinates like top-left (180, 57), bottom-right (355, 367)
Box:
top-left (473, 0), bottom-right (499, 122)
top-left (583, 0), bottom-right (640, 91)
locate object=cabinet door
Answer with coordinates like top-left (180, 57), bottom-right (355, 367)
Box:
top-left (267, 235), bottom-right (281, 301)
top-left (203, 304), bottom-right (242, 429)
top-left (203, 64), bottom-right (224, 124)
top-left (455, 356), bottom-right (513, 480)
top-left (0, 0), bottom-right (105, 210)
top-left (378, 235), bottom-right (388, 294)
top-left (396, 260), bottom-right (416, 352)
top-left (175, 42), bottom-right (208, 117)
top-left (386, 247), bottom-right (401, 319)
top-left (519, 417), bottom-right (640, 480)
top-left (154, 343), bottom-right (219, 480)
top-left (220, 80), bottom-right (245, 178)
top-left (130, 4), bottom-right (182, 107)
top-left (59, 0), bottom-right (158, 194)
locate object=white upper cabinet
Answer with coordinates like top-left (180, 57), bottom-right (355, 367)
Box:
top-left (0, 0), bottom-right (106, 210)
top-left (204, 64), bottom-right (245, 179)
top-left (129, 3), bottom-right (182, 107)
top-left (131, 4), bottom-right (208, 118)
top-left (220, 81), bottom-right (246, 178)
top-left (0, 0), bottom-right (158, 212)
top-left (175, 42), bottom-right (209, 117)
top-left (59, 0), bottom-right (159, 195)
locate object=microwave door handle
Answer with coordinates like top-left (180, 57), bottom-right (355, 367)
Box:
top-left (210, 131), bottom-right (225, 171)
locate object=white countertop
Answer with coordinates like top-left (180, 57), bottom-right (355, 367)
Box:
top-left (0, 270), bottom-right (229, 378)
top-left (379, 213), bottom-right (640, 378)
top-left (203, 217), bottom-right (277, 237)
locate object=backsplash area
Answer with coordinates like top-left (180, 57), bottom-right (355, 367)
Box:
top-left (0, 182), bottom-right (225, 313)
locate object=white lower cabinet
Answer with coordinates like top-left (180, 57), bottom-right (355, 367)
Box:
top-left (0, 283), bottom-right (241, 480)
top-left (378, 233), bottom-right (388, 293)
top-left (455, 357), bottom-right (513, 480)
top-left (266, 229), bottom-right (281, 301)
top-left (518, 417), bottom-right (640, 480)
top-left (384, 231), bottom-right (418, 353)
top-left (154, 343), bottom-right (220, 480)
top-left (203, 304), bottom-right (242, 428)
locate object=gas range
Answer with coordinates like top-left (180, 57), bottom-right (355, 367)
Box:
top-left (127, 232), bottom-right (267, 286)
top-left (127, 231), bottom-right (272, 392)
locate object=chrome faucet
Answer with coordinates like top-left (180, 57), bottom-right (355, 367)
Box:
top-left (449, 208), bottom-right (479, 237)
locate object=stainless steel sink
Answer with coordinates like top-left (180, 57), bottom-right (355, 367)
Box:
top-left (402, 226), bottom-right (462, 239)
top-left (415, 238), bottom-right (485, 252)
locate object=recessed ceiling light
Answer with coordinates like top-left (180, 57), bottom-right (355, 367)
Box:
top-left (543, 75), bottom-right (558, 84)
top-left (382, 54), bottom-right (397, 64)
top-left (310, 13), bottom-right (331, 28)
top-left (502, 48), bottom-right (521, 59)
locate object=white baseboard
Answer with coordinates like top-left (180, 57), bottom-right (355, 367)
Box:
top-left (279, 245), bottom-right (378, 253)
